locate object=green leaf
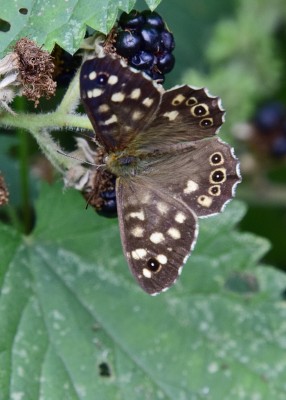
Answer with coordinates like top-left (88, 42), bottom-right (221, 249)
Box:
top-left (1, 183), bottom-right (286, 399)
top-left (0, 0), bottom-right (162, 56)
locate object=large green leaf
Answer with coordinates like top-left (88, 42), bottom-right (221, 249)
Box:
top-left (1, 183), bottom-right (286, 400)
top-left (0, 0), bottom-right (162, 57)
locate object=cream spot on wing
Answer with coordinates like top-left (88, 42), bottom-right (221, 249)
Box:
top-left (142, 97), bottom-right (154, 107)
top-left (91, 88), bottom-right (103, 97)
top-left (132, 111), bottom-right (143, 121)
top-left (131, 226), bottom-right (144, 238)
top-left (108, 75), bottom-right (118, 85)
top-left (111, 92), bottom-right (125, 102)
top-left (127, 210), bottom-right (145, 220)
top-left (184, 180), bottom-right (199, 194)
top-left (156, 202), bottom-right (169, 215)
top-left (150, 232), bottom-right (165, 244)
top-left (87, 88), bottom-right (103, 98)
top-left (172, 94), bottom-right (186, 105)
top-left (88, 71), bottom-right (97, 80)
top-left (131, 248), bottom-right (147, 260)
top-left (104, 115), bottom-right (118, 125)
top-left (167, 227), bottom-right (181, 239)
top-left (98, 104), bottom-right (110, 113)
top-left (163, 110), bottom-right (179, 121)
top-left (157, 254), bottom-right (167, 264)
top-left (175, 212), bottom-right (186, 223)
top-left (141, 192), bottom-right (151, 204)
top-left (130, 88), bottom-right (141, 99)
top-left (197, 195), bottom-right (213, 208)
top-left (142, 268), bottom-right (152, 278)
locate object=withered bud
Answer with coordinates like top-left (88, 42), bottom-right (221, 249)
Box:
top-left (13, 37), bottom-right (57, 107)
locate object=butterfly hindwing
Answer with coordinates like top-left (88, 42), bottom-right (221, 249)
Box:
top-left (116, 177), bottom-right (198, 295)
top-left (142, 137), bottom-right (240, 218)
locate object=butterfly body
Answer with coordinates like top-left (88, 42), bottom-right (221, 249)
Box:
top-left (80, 54), bottom-right (241, 295)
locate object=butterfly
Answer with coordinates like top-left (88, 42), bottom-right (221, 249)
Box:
top-left (80, 54), bottom-right (241, 295)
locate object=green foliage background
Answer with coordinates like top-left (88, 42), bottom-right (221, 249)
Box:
top-left (1, 0), bottom-right (286, 399)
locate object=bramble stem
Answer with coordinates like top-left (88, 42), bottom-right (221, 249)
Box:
top-left (0, 66), bottom-right (93, 173)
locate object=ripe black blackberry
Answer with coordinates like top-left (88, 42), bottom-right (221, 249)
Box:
top-left (114, 9), bottom-right (176, 83)
top-left (251, 102), bottom-right (286, 158)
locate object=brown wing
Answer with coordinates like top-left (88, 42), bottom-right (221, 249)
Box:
top-left (135, 85), bottom-right (225, 152)
top-left (80, 55), bottom-right (224, 153)
top-left (80, 55), bottom-right (161, 151)
top-left (116, 177), bottom-right (198, 295)
top-left (140, 136), bottom-right (241, 218)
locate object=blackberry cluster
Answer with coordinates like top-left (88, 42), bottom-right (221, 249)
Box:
top-left (253, 102), bottom-right (286, 158)
top-left (98, 175), bottom-right (117, 217)
top-left (114, 9), bottom-right (175, 83)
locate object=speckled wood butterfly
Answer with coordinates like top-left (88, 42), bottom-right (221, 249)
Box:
top-left (80, 54), bottom-right (241, 295)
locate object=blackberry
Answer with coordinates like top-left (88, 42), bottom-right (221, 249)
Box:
top-left (254, 102), bottom-right (285, 133)
top-left (81, 148), bottom-right (118, 218)
top-left (98, 188), bottom-right (117, 217)
top-left (159, 29), bottom-right (175, 52)
top-left (142, 10), bottom-right (164, 30)
top-left (115, 31), bottom-right (142, 58)
top-left (157, 52), bottom-right (175, 74)
top-left (271, 136), bottom-right (286, 157)
top-left (141, 25), bottom-right (160, 52)
top-left (119, 10), bottom-right (144, 30)
top-left (130, 51), bottom-right (154, 70)
top-left (113, 9), bottom-right (176, 83)
top-left (144, 68), bottom-right (165, 83)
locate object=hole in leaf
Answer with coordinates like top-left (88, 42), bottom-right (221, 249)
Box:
top-left (98, 362), bottom-right (111, 377)
top-left (0, 19), bottom-right (11, 32)
top-left (19, 8), bottom-right (28, 15)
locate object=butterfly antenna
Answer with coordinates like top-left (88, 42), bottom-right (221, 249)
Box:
top-left (57, 149), bottom-right (105, 170)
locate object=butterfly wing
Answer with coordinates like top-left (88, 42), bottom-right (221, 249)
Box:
top-left (142, 136), bottom-right (241, 218)
top-left (135, 85), bottom-right (225, 152)
top-left (80, 56), bottom-right (162, 151)
top-left (116, 177), bottom-right (198, 295)
top-left (80, 55), bottom-right (225, 153)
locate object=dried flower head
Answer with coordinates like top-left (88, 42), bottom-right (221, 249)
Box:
top-left (13, 37), bottom-right (57, 107)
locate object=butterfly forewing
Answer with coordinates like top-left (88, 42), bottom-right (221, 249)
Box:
top-left (136, 85), bottom-right (225, 152)
top-left (80, 56), bottom-right (161, 151)
top-left (116, 177), bottom-right (198, 295)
